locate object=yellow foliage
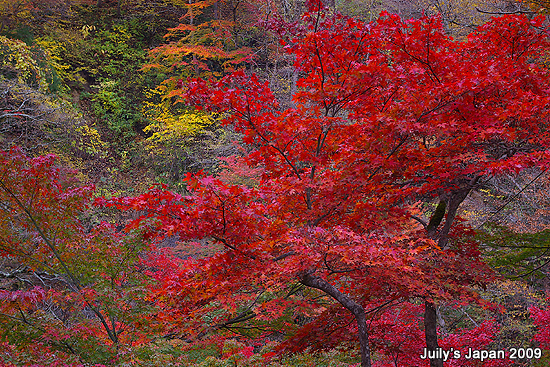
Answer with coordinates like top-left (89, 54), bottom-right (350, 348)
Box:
top-left (484, 279), bottom-right (545, 347)
top-left (72, 124), bottom-right (108, 157)
top-left (0, 35), bottom-right (44, 89)
top-left (143, 86), bottom-right (214, 154)
top-left (523, 0), bottom-right (550, 13)
top-left (81, 24), bottom-right (96, 38)
top-left (0, 0), bottom-right (33, 30)
top-left (34, 36), bottom-right (72, 89)
top-left (145, 109), bottom-right (214, 149)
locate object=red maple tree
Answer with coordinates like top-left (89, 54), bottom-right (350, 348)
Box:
top-left (105, 2), bottom-right (550, 366)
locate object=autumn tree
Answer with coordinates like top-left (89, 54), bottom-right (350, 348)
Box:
top-left (142, 0), bottom-right (272, 181)
top-left (145, 0), bottom-right (264, 78)
top-left (105, 2), bottom-right (550, 367)
top-left (0, 148), bottom-right (166, 365)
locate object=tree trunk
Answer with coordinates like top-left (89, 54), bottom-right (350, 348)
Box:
top-left (424, 300), bottom-right (443, 367)
top-left (290, 66), bottom-right (298, 107)
top-left (422, 178), bottom-right (478, 367)
top-left (300, 272), bottom-right (372, 367)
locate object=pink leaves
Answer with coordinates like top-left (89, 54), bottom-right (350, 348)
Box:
top-left (530, 299), bottom-right (550, 349)
top-left (0, 287), bottom-right (46, 306)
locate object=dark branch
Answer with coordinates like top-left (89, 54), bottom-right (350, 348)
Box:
top-left (475, 7), bottom-right (537, 15)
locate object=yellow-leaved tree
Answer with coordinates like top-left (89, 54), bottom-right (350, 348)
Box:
top-left (143, 87), bottom-right (214, 158)
top-left (142, 0), bottom-right (268, 183)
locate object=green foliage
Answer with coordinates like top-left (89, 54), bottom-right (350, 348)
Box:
top-left (479, 223), bottom-right (550, 279)
top-left (35, 18), bottom-right (154, 137)
top-left (91, 78), bottom-right (135, 136)
top-left (90, 22), bottom-right (148, 79)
